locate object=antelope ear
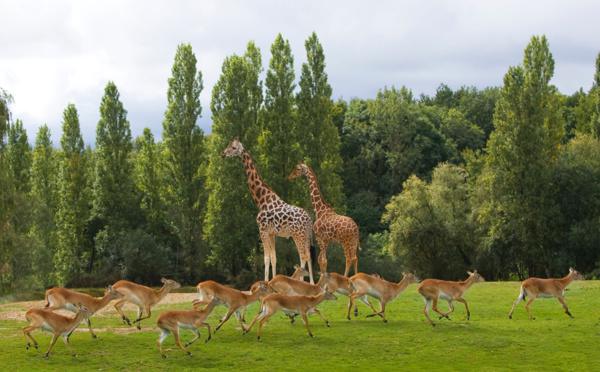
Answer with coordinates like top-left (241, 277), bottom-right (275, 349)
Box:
top-left (467, 271), bottom-right (474, 276)
top-left (107, 285), bottom-right (113, 291)
top-left (161, 277), bottom-right (167, 284)
top-left (294, 264), bottom-right (299, 270)
top-left (569, 267), bottom-right (574, 272)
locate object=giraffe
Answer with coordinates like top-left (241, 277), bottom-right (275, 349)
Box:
top-left (289, 162), bottom-right (359, 276)
top-left (222, 138), bottom-right (315, 283)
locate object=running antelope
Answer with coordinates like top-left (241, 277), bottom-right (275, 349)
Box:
top-left (44, 285), bottom-right (122, 338)
top-left (418, 270), bottom-right (485, 326)
top-left (193, 281), bottom-right (270, 332)
top-left (347, 272), bottom-right (418, 322)
top-left (23, 303), bottom-right (92, 358)
top-left (508, 267), bottom-right (584, 320)
top-left (113, 278), bottom-right (181, 329)
top-left (156, 299), bottom-right (218, 358)
top-left (243, 289), bottom-right (337, 340)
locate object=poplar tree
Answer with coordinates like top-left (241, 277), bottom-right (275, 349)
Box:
top-left (135, 128), bottom-right (164, 230)
top-left (30, 125), bottom-right (58, 285)
top-left (7, 119), bottom-right (31, 193)
top-left (257, 34), bottom-right (301, 201)
top-left (297, 32), bottom-right (344, 209)
top-left (480, 35), bottom-right (563, 276)
top-left (162, 43), bottom-right (206, 281)
top-left (205, 42), bottom-right (263, 277)
top-left (93, 81), bottom-right (135, 227)
top-left (55, 104), bottom-right (88, 285)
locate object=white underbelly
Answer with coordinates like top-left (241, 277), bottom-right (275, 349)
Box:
top-left (439, 291), bottom-right (452, 301)
top-left (367, 289), bottom-right (381, 299)
top-left (177, 322), bottom-right (195, 330)
top-left (538, 293), bottom-right (555, 298)
top-left (41, 322), bottom-right (53, 332)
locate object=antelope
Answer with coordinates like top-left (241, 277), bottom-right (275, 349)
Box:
top-left (243, 289), bottom-right (337, 340)
top-left (418, 270), bottom-right (485, 327)
top-left (112, 278), bottom-right (181, 329)
top-left (156, 299), bottom-right (218, 358)
top-left (44, 285), bottom-right (122, 338)
top-left (23, 303), bottom-right (92, 358)
top-left (508, 267), bottom-right (584, 320)
top-left (347, 272), bottom-right (418, 322)
top-left (192, 280), bottom-right (271, 332)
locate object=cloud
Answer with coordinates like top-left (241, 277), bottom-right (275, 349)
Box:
top-left (1, 0), bottom-right (599, 144)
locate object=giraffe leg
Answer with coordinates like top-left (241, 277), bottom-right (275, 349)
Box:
top-left (260, 230), bottom-right (275, 281)
top-left (317, 238), bottom-right (329, 274)
top-left (269, 245), bottom-right (277, 279)
top-left (294, 233), bottom-right (314, 284)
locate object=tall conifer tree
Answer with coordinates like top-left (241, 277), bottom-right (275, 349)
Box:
top-left (162, 44), bottom-right (206, 281)
top-left (205, 42), bottom-right (263, 277)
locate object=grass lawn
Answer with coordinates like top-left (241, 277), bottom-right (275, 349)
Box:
top-left (1, 281), bottom-right (598, 371)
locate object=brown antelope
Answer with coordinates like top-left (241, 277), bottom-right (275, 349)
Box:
top-left (44, 285), bottom-right (122, 338)
top-left (243, 289), bottom-right (337, 340)
top-left (192, 280), bottom-right (270, 332)
top-left (508, 267), bottom-right (584, 320)
top-left (23, 303), bottom-right (92, 358)
top-left (418, 270), bottom-right (485, 327)
top-left (156, 299), bottom-right (218, 358)
top-left (347, 272), bottom-right (418, 322)
top-left (112, 278), bottom-right (181, 329)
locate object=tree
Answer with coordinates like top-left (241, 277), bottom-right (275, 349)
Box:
top-left (297, 32), bottom-right (344, 209)
top-left (7, 119), bottom-right (32, 193)
top-left (55, 104), bottom-right (89, 285)
top-left (162, 43), bottom-right (206, 282)
top-left (135, 128), bottom-right (165, 230)
top-left (93, 81), bottom-right (136, 226)
top-left (205, 42), bottom-right (263, 280)
top-left (90, 81), bottom-right (137, 274)
top-left (384, 164), bottom-right (477, 279)
top-left (477, 36), bottom-right (563, 277)
top-left (440, 108), bottom-right (485, 154)
top-left (588, 52), bottom-right (600, 137)
top-left (0, 90), bottom-right (16, 293)
top-left (30, 125), bottom-right (58, 286)
top-left (257, 34), bottom-right (301, 202)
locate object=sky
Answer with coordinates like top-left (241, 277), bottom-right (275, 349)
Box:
top-left (1, 0), bottom-right (599, 144)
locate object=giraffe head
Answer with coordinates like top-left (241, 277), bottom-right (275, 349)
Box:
top-left (222, 137), bottom-right (245, 158)
top-left (288, 162), bottom-right (309, 180)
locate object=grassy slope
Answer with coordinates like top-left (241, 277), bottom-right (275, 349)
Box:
top-left (1, 281), bottom-right (598, 371)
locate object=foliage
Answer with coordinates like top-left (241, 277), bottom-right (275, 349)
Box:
top-left (384, 164), bottom-right (477, 279)
top-left (205, 42), bottom-right (263, 278)
top-left (475, 36), bottom-right (564, 278)
top-left (55, 104), bottom-right (90, 286)
top-left (297, 32), bottom-right (345, 210)
top-left (162, 43), bottom-right (207, 282)
top-left (257, 34), bottom-right (301, 202)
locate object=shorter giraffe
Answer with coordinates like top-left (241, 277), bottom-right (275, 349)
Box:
top-left (289, 162), bottom-right (359, 276)
top-left (223, 139), bottom-right (316, 283)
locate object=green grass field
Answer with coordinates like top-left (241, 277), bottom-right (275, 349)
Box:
top-left (1, 281), bottom-right (599, 371)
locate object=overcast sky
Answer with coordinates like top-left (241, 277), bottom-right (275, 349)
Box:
top-left (1, 0), bottom-right (599, 144)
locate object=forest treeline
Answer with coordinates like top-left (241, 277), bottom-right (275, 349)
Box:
top-left (1, 34), bottom-right (599, 294)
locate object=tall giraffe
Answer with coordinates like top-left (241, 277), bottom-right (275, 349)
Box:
top-left (289, 162), bottom-right (359, 276)
top-left (222, 139), bottom-right (315, 283)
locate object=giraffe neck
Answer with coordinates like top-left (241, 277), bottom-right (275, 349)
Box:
top-left (241, 150), bottom-right (279, 209)
top-left (304, 167), bottom-right (332, 219)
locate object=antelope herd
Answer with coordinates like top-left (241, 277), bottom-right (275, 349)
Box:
top-left (19, 139), bottom-right (588, 358)
top-left (21, 267), bottom-right (586, 358)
